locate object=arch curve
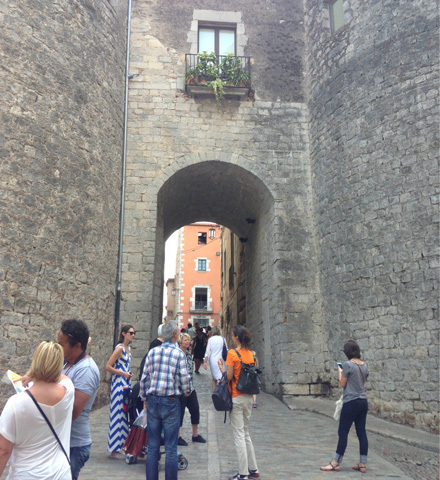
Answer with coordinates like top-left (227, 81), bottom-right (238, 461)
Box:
top-left (158, 160), bottom-right (274, 239)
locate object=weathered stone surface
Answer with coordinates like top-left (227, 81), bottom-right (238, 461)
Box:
top-left (0, 0), bottom-right (127, 409)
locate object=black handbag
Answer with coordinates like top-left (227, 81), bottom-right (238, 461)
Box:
top-left (212, 372), bottom-right (232, 422)
top-left (233, 349), bottom-right (262, 395)
top-left (222, 338), bottom-right (228, 361)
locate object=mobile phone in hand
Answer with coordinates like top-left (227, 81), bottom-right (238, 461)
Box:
top-left (337, 362), bottom-right (343, 369)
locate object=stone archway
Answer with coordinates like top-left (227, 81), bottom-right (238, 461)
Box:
top-left (154, 159), bottom-right (277, 390)
top-left (121, 153), bottom-right (324, 396)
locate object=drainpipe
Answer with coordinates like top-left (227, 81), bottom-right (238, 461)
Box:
top-left (114, 0), bottom-right (133, 348)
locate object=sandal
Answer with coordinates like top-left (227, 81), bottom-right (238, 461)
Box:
top-left (320, 462), bottom-right (340, 472)
top-left (352, 464), bottom-right (366, 473)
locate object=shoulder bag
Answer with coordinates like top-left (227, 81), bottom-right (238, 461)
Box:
top-left (212, 372), bottom-right (232, 423)
top-left (222, 338), bottom-right (228, 361)
top-left (26, 390), bottom-right (71, 467)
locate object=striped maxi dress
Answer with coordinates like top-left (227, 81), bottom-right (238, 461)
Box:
top-left (108, 344), bottom-right (132, 453)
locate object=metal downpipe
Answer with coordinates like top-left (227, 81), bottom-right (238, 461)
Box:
top-left (114, 0), bottom-right (132, 348)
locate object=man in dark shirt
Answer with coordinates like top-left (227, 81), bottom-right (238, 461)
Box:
top-left (139, 324), bottom-right (164, 381)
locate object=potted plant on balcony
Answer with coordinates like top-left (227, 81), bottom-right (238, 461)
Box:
top-left (185, 52), bottom-right (251, 102)
top-left (185, 67), bottom-right (198, 85)
top-left (221, 54), bottom-right (244, 86)
top-left (237, 69), bottom-right (251, 87)
top-left (195, 51), bottom-right (218, 82)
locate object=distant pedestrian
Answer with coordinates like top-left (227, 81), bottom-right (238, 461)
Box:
top-left (106, 325), bottom-right (135, 458)
top-left (203, 326), bottom-right (228, 392)
top-left (187, 322), bottom-right (196, 340)
top-left (218, 325), bottom-right (260, 480)
top-left (0, 341), bottom-right (74, 480)
top-left (192, 327), bottom-right (207, 374)
top-left (320, 340), bottom-right (369, 473)
top-left (58, 319), bottom-right (100, 480)
top-left (140, 320), bottom-right (192, 480)
top-left (177, 333), bottom-right (206, 446)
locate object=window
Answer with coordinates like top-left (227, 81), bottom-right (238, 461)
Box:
top-left (198, 232), bottom-right (207, 244)
top-left (199, 26), bottom-right (236, 56)
top-left (196, 317), bottom-right (209, 327)
top-left (209, 228), bottom-right (215, 239)
top-left (195, 288), bottom-right (208, 310)
top-left (329, 0), bottom-right (344, 33)
top-left (198, 259), bottom-right (207, 271)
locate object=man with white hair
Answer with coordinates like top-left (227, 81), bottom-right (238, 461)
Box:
top-left (140, 320), bottom-right (192, 480)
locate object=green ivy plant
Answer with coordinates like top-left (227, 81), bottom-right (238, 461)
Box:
top-left (208, 77), bottom-right (226, 104)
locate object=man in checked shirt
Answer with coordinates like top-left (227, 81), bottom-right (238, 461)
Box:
top-left (140, 320), bottom-right (192, 480)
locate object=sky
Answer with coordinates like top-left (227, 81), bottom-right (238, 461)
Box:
top-left (164, 230), bottom-right (178, 280)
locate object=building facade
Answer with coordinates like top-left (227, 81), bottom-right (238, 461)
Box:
top-left (165, 278), bottom-right (176, 321)
top-left (174, 224), bottom-right (221, 330)
top-left (220, 227), bottom-right (247, 340)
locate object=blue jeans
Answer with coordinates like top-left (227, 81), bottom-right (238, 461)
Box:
top-left (70, 443), bottom-right (91, 480)
top-left (146, 395), bottom-right (180, 480)
top-left (335, 398), bottom-right (368, 464)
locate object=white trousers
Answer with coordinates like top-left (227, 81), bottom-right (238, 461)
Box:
top-left (230, 394), bottom-right (258, 476)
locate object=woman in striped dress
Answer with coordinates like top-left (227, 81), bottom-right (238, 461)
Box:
top-left (105, 325), bottom-right (134, 458)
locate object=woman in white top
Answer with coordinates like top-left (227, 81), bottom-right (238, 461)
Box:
top-left (0, 341), bottom-right (75, 480)
top-left (203, 326), bottom-right (228, 392)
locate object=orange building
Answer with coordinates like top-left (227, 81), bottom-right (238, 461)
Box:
top-left (174, 223), bottom-right (221, 329)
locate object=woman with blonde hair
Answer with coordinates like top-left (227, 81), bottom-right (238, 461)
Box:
top-left (203, 325), bottom-right (228, 392)
top-left (0, 341), bottom-right (74, 480)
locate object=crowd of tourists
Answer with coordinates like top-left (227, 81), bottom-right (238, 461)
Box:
top-left (0, 317), bottom-right (368, 480)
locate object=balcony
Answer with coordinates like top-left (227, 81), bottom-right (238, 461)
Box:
top-left (185, 53), bottom-right (251, 101)
top-left (190, 301), bottom-right (214, 313)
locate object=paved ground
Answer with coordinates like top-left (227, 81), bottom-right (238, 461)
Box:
top-left (1, 368), bottom-right (438, 479)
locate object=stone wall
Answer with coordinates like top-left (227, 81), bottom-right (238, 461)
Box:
top-left (305, 0), bottom-right (439, 431)
top-left (122, 0), bottom-right (323, 393)
top-left (0, 0), bottom-right (127, 408)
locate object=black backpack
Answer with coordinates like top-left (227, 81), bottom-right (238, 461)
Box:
top-left (233, 349), bottom-right (262, 395)
top-left (212, 373), bottom-right (232, 422)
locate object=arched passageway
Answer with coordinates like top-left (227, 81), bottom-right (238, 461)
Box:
top-left (120, 154), bottom-right (324, 397)
top-left (155, 160), bottom-right (277, 389)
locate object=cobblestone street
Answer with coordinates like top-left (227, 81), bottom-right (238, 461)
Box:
top-left (1, 367), bottom-right (438, 480)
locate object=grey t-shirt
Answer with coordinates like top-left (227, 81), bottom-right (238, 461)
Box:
top-left (62, 356), bottom-right (100, 448)
top-left (341, 361), bottom-right (368, 403)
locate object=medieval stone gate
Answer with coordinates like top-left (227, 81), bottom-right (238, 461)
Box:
top-left (1, 0), bottom-right (438, 432)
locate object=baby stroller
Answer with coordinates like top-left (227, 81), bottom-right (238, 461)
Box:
top-left (122, 388), bottom-right (188, 470)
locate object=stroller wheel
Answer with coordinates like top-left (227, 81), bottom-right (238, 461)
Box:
top-left (177, 454), bottom-right (188, 470)
top-left (125, 454), bottom-right (138, 465)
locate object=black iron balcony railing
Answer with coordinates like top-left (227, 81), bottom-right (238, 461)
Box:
top-left (185, 53), bottom-right (251, 100)
top-left (190, 301), bottom-right (214, 313)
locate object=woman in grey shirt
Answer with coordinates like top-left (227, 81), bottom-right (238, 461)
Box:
top-left (321, 340), bottom-right (369, 473)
